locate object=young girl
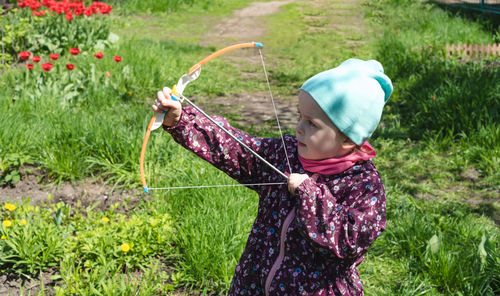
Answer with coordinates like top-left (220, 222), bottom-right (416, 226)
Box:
top-left (152, 58), bottom-right (393, 296)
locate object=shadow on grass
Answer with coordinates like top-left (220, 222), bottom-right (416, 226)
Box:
top-left (429, 1), bottom-right (500, 37)
top-left (375, 36), bottom-right (500, 142)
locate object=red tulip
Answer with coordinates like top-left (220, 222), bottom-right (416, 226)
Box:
top-left (26, 63), bottom-right (34, 70)
top-left (66, 64), bottom-right (75, 71)
top-left (65, 11), bottom-right (73, 22)
top-left (33, 10), bottom-right (46, 16)
top-left (41, 63), bottom-right (53, 72)
top-left (113, 56), bottom-right (122, 63)
top-left (69, 48), bottom-right (80, 56)
top-left (29, 2), bottom-right (41, 11)
top-left (83, 8), bottom-right (92, 17)
top-left (49, 53), bottom-right (60, 61)
top-left (19, 51), bottom-right (31, 61)
top-left (32, 56), bottom-right (41, 63)
top-left (94, 52), bottom-right (104, 59)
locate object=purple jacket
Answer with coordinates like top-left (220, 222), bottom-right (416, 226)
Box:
top-left (164, 106), bottom-right (386, 295)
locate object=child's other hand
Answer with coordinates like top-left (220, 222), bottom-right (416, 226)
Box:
top-left (152, 87), bottom-right (182, 127)
top-left (288, 173), bottom-right (309, 195)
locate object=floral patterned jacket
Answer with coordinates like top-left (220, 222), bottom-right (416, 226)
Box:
top-left (164, 106), bottom-right (386, 295)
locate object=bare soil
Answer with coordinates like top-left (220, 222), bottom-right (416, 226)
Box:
top-left (0, 166), bottom-right (141, 212)
top-left (0, 269), bottom-right (57, 296)
top-left (202, 0), bottom-right (295, 46)
top-left (199, 0), bottom-right (299, 130)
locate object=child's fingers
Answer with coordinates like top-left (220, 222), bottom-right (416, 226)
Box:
top-left (152, 102), bottom-right (167, 113)
top-left (152, 87), bottom-right (180, 114)
top-left (156, 91), bottom-right (176, 110)
top-left (162, 87), bottom-right (172, 97)
top-left (157, 90), bottom-right (167, 103)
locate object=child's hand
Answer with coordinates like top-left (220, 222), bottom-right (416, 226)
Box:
top-left (152, 87), bottom-right (182, 127)
top-left (288, 173), bottom-right (309, 195)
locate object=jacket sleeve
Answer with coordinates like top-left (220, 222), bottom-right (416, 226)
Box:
top-left (163, 106), bottom-right (283, 186)
top-left (294, 172), bottom-right (386, 263)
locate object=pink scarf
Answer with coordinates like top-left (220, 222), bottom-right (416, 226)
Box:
top-left (298, 142), bottom-right (376, 175)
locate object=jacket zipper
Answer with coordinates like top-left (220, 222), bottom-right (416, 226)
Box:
top-left (265, 207), bottom-right (296, 296)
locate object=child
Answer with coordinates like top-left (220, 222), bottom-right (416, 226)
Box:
top-left (152, 58), bottom-right (393, 295)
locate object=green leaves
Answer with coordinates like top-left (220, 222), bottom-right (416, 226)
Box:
top-left (0, 9), bottom-right (33, 69)
top-left (27, 11), bottom-right (111, 56)
top-left (0, 152), bottom-right (32, 186)
top-left (0, 199), bottom-right (176, 293)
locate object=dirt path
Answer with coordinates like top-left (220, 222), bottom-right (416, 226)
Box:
top-left (197, 0), bottom-right (369, 130)
top-left (203, 0), bottom-right (295, 46)
top-left (198, 0), bottom-right (299, 130)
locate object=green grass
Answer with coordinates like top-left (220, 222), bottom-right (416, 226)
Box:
top-left (262, 0), bottom-right (375, 95)
top-left (0, 0), bottom-right (499, 295)
top-left (109, 0), bottom-right (271, 15)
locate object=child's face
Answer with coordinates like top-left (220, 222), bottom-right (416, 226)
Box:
top-left (296, 91), bottom-right (354, 160)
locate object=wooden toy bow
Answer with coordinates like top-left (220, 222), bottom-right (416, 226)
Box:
top-left (140, 42), bottom-right (292, 193)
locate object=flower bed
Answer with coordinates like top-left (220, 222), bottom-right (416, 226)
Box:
top-left (18, 0), bottom-right (112, 20)
top-left (0, 1), bottom-right (114, 69)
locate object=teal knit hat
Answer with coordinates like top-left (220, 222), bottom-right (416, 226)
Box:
top-left (300, 58), bottom-right (393, 145)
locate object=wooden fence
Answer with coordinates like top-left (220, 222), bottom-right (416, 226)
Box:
top-left (446, 43), bottom-right (500, 58)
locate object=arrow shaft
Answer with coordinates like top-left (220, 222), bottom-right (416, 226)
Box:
top-left (180, 94), bottom-right (289, 180)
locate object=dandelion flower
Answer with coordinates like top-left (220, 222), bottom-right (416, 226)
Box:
top-left (20, 219), bottom-right (27, 226)
top-left (3, 220), bottom-right (12, 227)
top-left (101, 217), bottom-right (109, 223)
top-left (120, 243), bottom-right (130, 252)
top-left (1, 236), bottom-right (6, 240)
top-left (4, 203), bottom-right (16, 211)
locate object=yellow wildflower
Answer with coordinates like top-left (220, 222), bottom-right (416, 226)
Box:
top-left (4, 203), bottom-right (16, 211)
top-left (1, 235), bottom-right (6, 240)
top-left (3, 220), bottom-right (12, 227)
top-left (128, 91), bottom-right (133, 95)
top-left (120, 243), bottom-right (130, 252)
top-left (101, 217), bottom-right (110, 223)
top-left (19, 219), bottom-right (27, 226)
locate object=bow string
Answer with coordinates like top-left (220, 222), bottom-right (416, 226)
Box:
top-left (140, 42), bottom-right (292, 193)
